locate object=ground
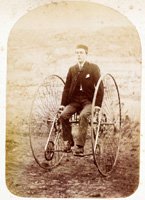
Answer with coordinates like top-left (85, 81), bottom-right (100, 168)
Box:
top-left (6, 2), bottom-right (141, 198)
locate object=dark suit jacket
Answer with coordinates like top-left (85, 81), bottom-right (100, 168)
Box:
top-left (61, 61), bottom-right (104, 107)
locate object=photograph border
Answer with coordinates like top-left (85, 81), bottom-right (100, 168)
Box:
top-left (0, 0), bottom-right (145, 199)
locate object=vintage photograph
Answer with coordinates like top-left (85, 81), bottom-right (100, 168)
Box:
top-left (6, 1), bottom-right (141, 198)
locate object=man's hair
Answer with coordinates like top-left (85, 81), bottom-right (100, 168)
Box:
top-left (76, 44), bottom-right (88, 54)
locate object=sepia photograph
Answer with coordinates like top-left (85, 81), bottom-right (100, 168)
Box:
top-left (6, 1), bottom-right (141, 198)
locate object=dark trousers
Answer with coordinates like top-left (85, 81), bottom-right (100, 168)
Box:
top-left (60, 94), bottom-right (92, 147)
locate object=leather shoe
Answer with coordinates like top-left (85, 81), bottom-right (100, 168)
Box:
top-left (74, 145), bottom-right (84, 156)
top-left (63, 140), bottom-right (74, 152)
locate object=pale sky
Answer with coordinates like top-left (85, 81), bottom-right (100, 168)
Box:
top-left (12, 2), bottom-right (132, 33)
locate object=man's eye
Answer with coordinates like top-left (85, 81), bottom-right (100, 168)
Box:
top-left (76, 52), bottom-right (83, 54)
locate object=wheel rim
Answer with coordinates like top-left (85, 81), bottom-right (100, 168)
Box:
top-left (91, 74), bottom-right (121, 176)
top-left (29, 75), bottom-right (65, 169)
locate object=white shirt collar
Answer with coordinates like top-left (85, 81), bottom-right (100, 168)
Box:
top-left (78, 61), bottom-right (86, 70)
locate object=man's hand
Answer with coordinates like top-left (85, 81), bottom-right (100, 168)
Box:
top-left (58, 105), bottom-right (65, 114)
top-left (93, 106), bottom-right (101, 123)
top-left (94, 106), bottom-right (100, 113)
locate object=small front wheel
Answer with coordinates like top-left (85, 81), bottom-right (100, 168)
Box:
top-left (43, 115), bottom-right (65, 169)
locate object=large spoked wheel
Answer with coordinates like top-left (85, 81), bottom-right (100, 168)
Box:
top-left (29, 75), bottom-right (65, 169)
top-left (91, 74), bottom-right (121, 176)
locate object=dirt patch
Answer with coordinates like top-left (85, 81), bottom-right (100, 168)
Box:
top-left (6, 118), bottom-right (139, 198)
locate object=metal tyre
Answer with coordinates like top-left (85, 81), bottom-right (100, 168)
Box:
top-left (91, 74), bottom-right (121, 176)
top-left (29, 75), bottom-right (65, 169)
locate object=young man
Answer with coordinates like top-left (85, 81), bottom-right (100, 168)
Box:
top-left (59, 44), bottom-right (104, 156)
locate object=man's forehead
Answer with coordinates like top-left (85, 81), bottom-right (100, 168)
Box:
top-left (75, 48), bottom-right (86, 53)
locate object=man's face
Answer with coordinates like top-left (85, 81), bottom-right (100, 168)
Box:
top-left (75, 48), bottom-right (87, 64)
